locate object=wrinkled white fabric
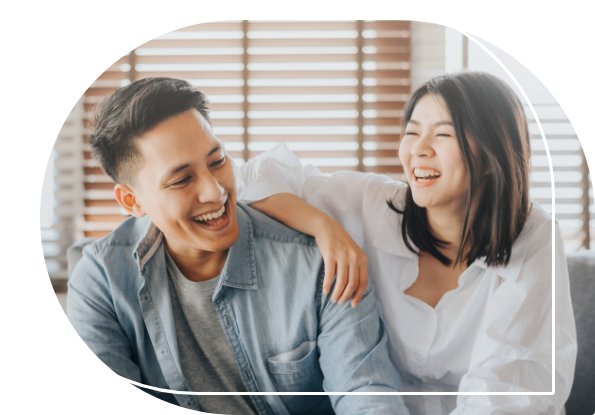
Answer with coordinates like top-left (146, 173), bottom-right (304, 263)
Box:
top-left (235, 143), bottom-right (577, 415)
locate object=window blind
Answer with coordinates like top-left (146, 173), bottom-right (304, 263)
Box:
top-left (79, 20), bottom-right (411, 238)
top-left (528, 104), bottom-right (593, 250)
top-left (43, 98), bottom-right (85, 289)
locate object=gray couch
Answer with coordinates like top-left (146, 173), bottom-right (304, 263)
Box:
top-left (66, 239), bottom-right (594, 413)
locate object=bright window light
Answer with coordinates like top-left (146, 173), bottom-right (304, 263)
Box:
top-left (207, 95), bottom-right (245, 103)
top-left (248, 47), bottom-right (357, 55)
top-left (135, 63), bottom-right (244, 72)
top-left (248, 110), bottom-right (358, 119)
top-left (156, 31), bottom-right (244, 40)
top-left (363, 125), bottom-right (377, 135)
top-left (248, 126), bottom-right (358, 135)
top-left (362, 61), bottom-right (378, 70)
top-left (531, 171), bottom-right (582, 183)
top-left (299, 157), bottom-right (359, 166)
top-left (40, 152), bottom-right (55, 229)
top-left (531, 155), bottom-right (582, 167)
top-left (363, 93), bottom-right (377, 102)
top-left (530, 138), bottom-right (581, 151)
top-left (248, 141), bottom-right (358, 151)
top-left (248, 62), bottom-right (358, 71)
top-left (213, 126), bottom-right (244, 135)
top-left (530, 187), bottom-right (581, 199)
top-left (223, 142), bottom-right (245, 151)
top-left (363, 157), bottom-right (400, 166)
top-left (362, 109), bottom-right (378, 118)
top-left (136, 47), bottom-right (244, 56)
top-left (210, 111), bottom-right (245, 119)
top-left (248, 94), bottom-right (358, 103)
top-left (247, 30), bottom-right (358, 39)
top-left (187, 79), bottom-right (244, 87)
top-left (248, 78), bottom-right (357, 87)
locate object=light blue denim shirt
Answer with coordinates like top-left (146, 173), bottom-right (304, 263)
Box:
top-left (67, 203), bottom-right (409, 415)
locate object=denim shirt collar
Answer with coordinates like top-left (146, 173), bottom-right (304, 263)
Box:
top-left (132, 203), bottom-right (259, 289)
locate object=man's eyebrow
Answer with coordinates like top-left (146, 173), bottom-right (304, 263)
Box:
top-left (406, 119), bottom-right (453, 127)
top-left (208, 143), bottom-right (223, 158)
top-left (160, 144), bottom-right (223, 184)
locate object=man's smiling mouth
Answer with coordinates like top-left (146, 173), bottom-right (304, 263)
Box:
top-left (191, 196), bottom-right (229, 227)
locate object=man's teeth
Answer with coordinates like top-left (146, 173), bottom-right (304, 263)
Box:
top-left (195, 204), bottom-right (226, 222)
top-left (414, 168), bottom-right (441, 179)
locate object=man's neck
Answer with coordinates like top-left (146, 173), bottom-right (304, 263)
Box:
top-left (164, 239), bottom-right (229, 282)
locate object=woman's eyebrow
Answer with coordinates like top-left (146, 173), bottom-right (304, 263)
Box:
top-left (207, 143), bottom-right (223, 158)
top-left (406, 119), bottom-right (453, 127)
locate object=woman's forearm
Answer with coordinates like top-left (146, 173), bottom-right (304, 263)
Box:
top-left (249, 193), bottom-right (333, 237)
top-left (249, 193), bottom-right (369, 307)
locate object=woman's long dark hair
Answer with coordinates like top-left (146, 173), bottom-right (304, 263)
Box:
top-left (389, 72), bottom-right (532, 268)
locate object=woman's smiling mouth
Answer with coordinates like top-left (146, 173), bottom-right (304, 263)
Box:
top-left (412, 168), bottom-right (442, 186)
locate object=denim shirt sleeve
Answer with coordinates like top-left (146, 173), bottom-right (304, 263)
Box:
top-left (317, 269), bottom-right (410, 415)
top-left (66, 246), bottom-right (142, 383)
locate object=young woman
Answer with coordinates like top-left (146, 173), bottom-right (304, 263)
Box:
top-left (235, 72), bottom-right (577, 414)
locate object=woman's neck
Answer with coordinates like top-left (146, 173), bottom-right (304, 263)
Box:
top-left (426, 205), bottom-right (465, 257)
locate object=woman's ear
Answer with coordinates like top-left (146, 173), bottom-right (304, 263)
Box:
top-left (114, 184), bottom-right (146, 217)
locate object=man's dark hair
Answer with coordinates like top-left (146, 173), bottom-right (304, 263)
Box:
top-left (90, 77), bottom-right (210, 185)
top-left (389, 71), bottom-right (531, 268)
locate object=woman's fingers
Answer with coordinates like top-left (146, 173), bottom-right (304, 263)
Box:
top-left (322, 258), bottom-right (336, 296)
top-left (351, 264), bottom-right (369, 308)
top-left (332, 259), bottom-right (349, 303)
top-left (338, 260), bottom-right (359, 305)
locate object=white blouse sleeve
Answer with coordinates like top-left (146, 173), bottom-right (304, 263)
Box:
top-left (453, 220), bottom-right (577, 415)
top-left (235, 142), bottom-right (397, 246)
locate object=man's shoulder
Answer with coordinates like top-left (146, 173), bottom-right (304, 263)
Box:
top-left (238, 202), bottom-right (318, 248)
top-left (87, 215), bottom-right (152, 254)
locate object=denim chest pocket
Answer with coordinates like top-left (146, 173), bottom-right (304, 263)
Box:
top-left (267, 340), bottom-right (330, 414)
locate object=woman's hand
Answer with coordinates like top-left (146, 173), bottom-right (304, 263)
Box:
top-left (250, 193), bottom-right (369, 307)
top-left (314, 216), bottom-right (369, 308)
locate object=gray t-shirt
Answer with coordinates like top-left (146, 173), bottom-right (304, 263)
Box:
top-left (166, 250), bottom-right (258, 415)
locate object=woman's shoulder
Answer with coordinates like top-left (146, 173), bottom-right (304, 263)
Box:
top-left (519, 201), bottom-right (553, 241)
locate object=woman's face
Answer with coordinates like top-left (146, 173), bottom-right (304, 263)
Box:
top-left (399, 93), bottom-right (469, 213)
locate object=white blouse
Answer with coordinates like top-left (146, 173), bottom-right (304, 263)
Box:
top-left (235, 143), bottom-right (577, 415)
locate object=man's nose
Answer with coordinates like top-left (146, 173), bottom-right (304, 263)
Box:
top-left (196, 173), bottom-right (225, 204)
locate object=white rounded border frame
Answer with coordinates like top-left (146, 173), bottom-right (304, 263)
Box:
top-left (8, 0), bottom-right (556, 396)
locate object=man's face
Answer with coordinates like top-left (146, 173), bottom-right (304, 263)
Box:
top-left (131, 109), bottom-right (239, 256)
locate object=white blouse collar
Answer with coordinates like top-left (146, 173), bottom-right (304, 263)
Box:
top-left (373, 191), bottom-right (551, 284)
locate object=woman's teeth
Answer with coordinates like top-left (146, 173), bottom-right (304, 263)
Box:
top-left (414, 168), bottom-right (441, 181)
top-left (194, 204), bottom-right (226, 222)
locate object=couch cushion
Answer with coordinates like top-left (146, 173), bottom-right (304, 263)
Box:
top-left (66, 237), bottom-right (98, 278)
top-left (565, 250), bottom-right (595, 415)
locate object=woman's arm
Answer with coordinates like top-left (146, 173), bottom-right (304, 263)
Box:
top-left (453, 220), bottom-right (577, 414)
top-left (235, 143), bottom-right (396, 307)
top-left (251, 194), bottom-right (368, 307)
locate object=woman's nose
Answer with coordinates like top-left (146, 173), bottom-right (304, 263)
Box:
top-left (410, 134), bottom-right (434, 158)
top-left (196, 173), bottom-right (225, 204)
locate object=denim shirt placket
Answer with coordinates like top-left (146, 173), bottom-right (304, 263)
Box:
top-left (211, 285), bottom-right (273, 415)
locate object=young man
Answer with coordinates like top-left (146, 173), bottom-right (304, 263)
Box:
top-left (67, 77), bottom-right (409, 415)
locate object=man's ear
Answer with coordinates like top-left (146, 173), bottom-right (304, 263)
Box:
top-left (114, 184), bottom-right (146, 218)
